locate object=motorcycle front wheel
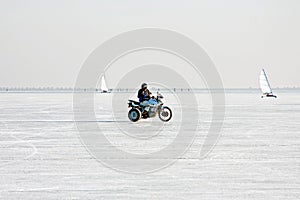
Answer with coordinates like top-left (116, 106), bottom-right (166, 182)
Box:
top-left (158, 106), bottom-right (172, 122)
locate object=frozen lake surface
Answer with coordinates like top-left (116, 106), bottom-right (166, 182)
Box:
top-left (0, 91), bottom-right (299, 199)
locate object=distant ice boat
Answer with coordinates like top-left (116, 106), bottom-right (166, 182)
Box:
top-left (100, 75), bottom-right (109, 93)
top-left (259, 69), bottom-right (277, 98)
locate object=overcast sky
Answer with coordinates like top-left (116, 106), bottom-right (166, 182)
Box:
top-left (0, 0), bottom-right (300, 88)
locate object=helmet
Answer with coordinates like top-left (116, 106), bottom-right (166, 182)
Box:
top-left (141, 83), bottom-right (147, 88)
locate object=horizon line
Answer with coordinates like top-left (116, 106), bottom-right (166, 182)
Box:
top-left (0, 87), bottom-right (300, 91)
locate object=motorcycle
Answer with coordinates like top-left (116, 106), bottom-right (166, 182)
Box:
top-left (127, 92), bottom-right (172, 122)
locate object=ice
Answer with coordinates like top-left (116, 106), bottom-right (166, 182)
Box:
top-left (0, 91), bottom-right (299, 199)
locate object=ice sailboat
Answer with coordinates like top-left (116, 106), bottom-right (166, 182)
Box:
top-left (259, 69), bottom-right (277, 98)
top-left (100, 75), bottom-right (109, 93)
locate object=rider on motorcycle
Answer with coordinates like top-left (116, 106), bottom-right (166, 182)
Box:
top-left (137, 83), bottom-right (152, 112)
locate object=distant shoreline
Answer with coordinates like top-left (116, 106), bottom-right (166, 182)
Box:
top-left (0, 88), bottom-right (300, 93)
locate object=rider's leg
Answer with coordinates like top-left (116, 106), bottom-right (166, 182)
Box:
top-left (140, 101), bottom-right (150, 112)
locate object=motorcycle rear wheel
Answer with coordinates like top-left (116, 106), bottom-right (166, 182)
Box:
top-left (128, 108), bottom-right (142, 122)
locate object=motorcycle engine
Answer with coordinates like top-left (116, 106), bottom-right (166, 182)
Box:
top-left (148, 106), bottom-right (157, 117)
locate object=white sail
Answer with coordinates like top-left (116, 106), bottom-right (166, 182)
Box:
top-left (100, 75), bottom-right (108, 92)
top-left (259, 69), bottom-right (272, 94)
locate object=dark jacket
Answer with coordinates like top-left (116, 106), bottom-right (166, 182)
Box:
top-left (138, 88), bottom-right (152, 102)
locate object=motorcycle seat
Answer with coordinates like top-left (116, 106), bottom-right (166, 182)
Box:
top-left (128, 100), bottom-right (141, 105)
